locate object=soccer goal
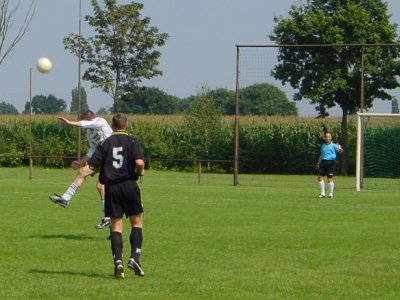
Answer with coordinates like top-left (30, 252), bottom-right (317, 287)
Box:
top-left (356, 112), bottom-right (400, 191)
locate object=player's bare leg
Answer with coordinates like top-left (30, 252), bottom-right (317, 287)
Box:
top-left (49, 165), bottom-right (94, 207)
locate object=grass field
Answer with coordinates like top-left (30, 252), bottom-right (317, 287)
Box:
top-left (1, 168), bottom-right (400, 299)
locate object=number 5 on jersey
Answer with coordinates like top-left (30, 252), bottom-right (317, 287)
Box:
top-left (113, 147), bottom-right (124, 168)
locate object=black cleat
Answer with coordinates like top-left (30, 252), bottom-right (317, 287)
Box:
top-left (317, 194), bottom-right (326, 199)
top-left (49, 194), bottom-right (69, 207)
top-left (114, 260), bottom-right (124, 279)
top-left (127, 258), bottom-right (144, 277)
top-left (96, 217), bottom-right (111, 229)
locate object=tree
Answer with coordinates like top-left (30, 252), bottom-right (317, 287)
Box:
top-left (23, 94), bottom-right (66, 114)
top-left (70, 87), bottom-right (89, 113)
top-left (240, 83), bottom-right (297, 116)
top-left (0, 101), bottom-right (18, 114)
top-left (182, 86), bottom-right (295, 116)
top-left (184, 87), bottom-right (223, 162)
top-left (0, 0), bottom-right (35, 65)
top-left (182, 89), bottom-right (235, 115)
top-left (270, 0), bottom-right (400, 174)
top-left (63, 0), bottom-right (168, 112)
top-left (205, 88), bottom-right (236, 115)
top-left (115, 86), bottom-right (180, 114)
top-left (181, 88), bottom-right (237, 115)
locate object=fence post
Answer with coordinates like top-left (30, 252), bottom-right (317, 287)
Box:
top-left (198, 161), bottom-right (201, 184)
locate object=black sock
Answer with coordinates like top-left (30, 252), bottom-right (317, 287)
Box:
top-left (130, 227), bottom-right (143, 261)
top-left (110, 231), bottom-right (123, 262)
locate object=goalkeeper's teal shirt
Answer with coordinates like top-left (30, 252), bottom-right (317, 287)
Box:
top-left (321, 142), bottom-right (340, 161)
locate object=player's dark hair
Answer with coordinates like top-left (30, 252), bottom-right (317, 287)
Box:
top-left (112, 113), bottom-right (128, 131)
top-left (80, 110), bottom-right (95, 121)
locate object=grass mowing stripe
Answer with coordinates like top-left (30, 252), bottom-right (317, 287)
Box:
top-left (0, 168), bottom-right (400, 299)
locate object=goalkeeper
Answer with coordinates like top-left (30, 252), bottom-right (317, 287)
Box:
top-left (316, 131), bottom-right (343, 199)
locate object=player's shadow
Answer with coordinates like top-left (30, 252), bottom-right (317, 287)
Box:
top-left (29, 233), bottom-right (98, 240)
top-left (28, 268), bottom-right (109, 279)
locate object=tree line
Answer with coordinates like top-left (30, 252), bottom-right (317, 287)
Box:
top-left (0, 83), bottom-right (298, 116)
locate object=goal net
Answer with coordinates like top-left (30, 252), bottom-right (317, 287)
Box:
top-left (356, 112), bottom-right (400, 191)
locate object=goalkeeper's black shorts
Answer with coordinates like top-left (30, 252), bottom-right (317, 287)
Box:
top-left (318, 160), bottom-right (336, 178)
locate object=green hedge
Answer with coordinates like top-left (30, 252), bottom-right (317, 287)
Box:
top-left (0, 115), bottom-right (363, 174)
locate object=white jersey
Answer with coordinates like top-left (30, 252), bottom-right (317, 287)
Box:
top-left (80, 117), bottom-right (113, 157)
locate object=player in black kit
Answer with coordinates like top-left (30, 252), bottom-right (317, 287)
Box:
top-left (88, 113), bottom-right (145, 279)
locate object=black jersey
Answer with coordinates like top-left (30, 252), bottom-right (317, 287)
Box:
top-left (89, 131), bottom-right (144, 184)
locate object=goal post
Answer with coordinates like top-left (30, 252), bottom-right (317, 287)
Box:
top-left (356, 112), bottom-right (400, 191)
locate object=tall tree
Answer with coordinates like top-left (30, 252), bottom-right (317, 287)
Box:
top-left (0, 0), bottom-right (35, 65)
top-left (0, 101), bottom-right (18, 114)
top-left (63, 0), bottom-right (168, 112)
top-left (23, 94), bottom-right (66, 114)
top-left (70, 87), bottom-right (89, 113)
top-left (270, 0), bottom-right (400, 174)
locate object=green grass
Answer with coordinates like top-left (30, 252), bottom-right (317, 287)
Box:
top-left (1, 168), bottom-right (400, 299)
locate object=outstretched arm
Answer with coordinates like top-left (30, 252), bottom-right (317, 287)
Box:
top-left (58, 117), bottom-right (82, 127)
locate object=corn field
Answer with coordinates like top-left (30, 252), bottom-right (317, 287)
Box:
top-left (0, 114), bottom-right (395, 176)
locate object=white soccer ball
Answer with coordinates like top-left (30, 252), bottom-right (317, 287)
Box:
top-left (36, 57), bottom-right (52, 73)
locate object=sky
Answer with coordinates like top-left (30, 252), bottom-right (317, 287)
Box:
top-left (1, 0), bottom-right (400, 116)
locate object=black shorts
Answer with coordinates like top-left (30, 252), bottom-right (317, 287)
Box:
top-left (318, 160), bottom-right (336, 178)
top-left (105, 180), bottom-right (143, 218)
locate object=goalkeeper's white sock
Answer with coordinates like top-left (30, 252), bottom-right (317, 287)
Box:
top-left (62, 183), bottom-right (79, 201)
top-left (329, 182), bottom-right (334, 195)
top-left (319, 181), bottom-right (325, 195)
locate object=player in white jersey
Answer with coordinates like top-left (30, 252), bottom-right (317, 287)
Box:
top-left (49, 111), bottom-right (113, 229)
